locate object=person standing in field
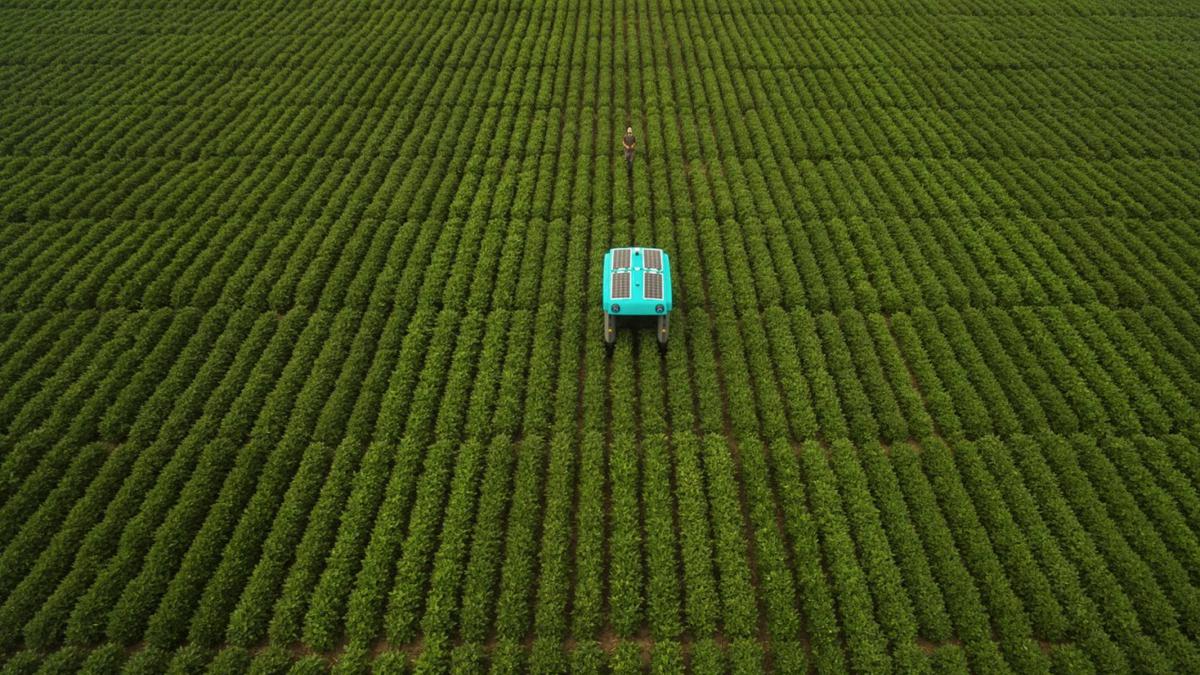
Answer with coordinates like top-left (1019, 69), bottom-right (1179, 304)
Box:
top-left (622, 126), bottom-right (636, 173)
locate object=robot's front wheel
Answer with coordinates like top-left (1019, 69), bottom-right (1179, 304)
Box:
top-left (657, 315), bottom-right (669, 347)
top-left (603, 313), bottom-right (617, 346)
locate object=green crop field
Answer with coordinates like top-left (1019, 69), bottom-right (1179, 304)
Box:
top-left (2, 0), bottom-right (1200, 672)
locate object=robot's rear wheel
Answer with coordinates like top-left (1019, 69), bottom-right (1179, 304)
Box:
top-left (603, 313), bottom-right (617, 346)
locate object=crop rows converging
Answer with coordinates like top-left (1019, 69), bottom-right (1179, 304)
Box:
top-left (1, 0), bottom-right (1199, 672)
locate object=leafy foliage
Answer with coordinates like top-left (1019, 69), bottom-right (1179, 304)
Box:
top-left (0, 0), bottom-right (1198, 671)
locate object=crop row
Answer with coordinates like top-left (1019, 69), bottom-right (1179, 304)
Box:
top-left (1, 300), bottom-right (1196, 489)
top-left (3, 5), bottom-right (1197, 109)
top-left (6, 421), bottom-right (1199, 671)
top-left (2, 0), bottom-right (1199, 672)
top-left (2, 13), bottom-right (1198, 228)
top-left (7, 98), bottom-right (1198, 163)
top-left (1, 637), bottom-right (805, 675)
top-left (5, 215), bottom-right (1200, 359)
top-left (0, 269), bottom-right (1195, 666)
top-left (3, 6), bottom-right (1200, 242)
top-left (4, 5), bottom-right (1199, 163)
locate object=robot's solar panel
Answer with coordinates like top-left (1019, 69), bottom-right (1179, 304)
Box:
top-left (642, 248), bottom-right (662, 270)
top-left (612, 248), bottom-right (631, 269)
top-left (644, 271), bottom-right (663, 300)
top-left (611, 271), bottom-right (631, 299)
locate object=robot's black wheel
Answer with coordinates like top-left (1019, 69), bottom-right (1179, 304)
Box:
top-left (603, 313), bottom-right (617, 346)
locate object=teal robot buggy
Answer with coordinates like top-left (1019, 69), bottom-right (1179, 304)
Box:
top-left (602, 246), bottom-right (673, 347)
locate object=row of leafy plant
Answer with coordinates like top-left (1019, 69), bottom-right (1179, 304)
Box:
top-left (6, 418), bottom-right (1199, 673)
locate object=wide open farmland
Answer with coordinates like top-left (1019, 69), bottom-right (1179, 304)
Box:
top-left (1, 0), bottom-right (1199, 672)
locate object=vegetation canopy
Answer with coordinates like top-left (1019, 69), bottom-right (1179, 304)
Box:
top-left (1, 0), bottom-right (1199, 671)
